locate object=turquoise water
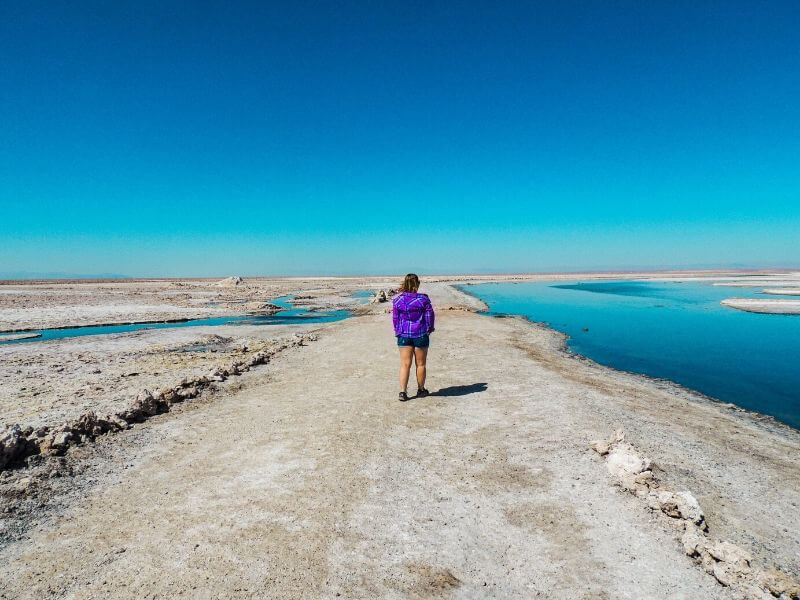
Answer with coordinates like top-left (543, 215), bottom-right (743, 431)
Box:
top-left (352, 289), bottom-right (375, 299)
top-left (465, 281), bottom-right (800, 429)
top-left (0, 295), bottom-right (349, 346)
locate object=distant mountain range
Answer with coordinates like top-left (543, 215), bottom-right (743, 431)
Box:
top-left (0, 271), bottom-right (131, 280)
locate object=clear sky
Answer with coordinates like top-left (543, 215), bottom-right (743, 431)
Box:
top-left (1, 1), bottom-right (798, 277)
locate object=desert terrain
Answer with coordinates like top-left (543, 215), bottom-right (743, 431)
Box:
top-left (1, 272), bottom-right (799, 599)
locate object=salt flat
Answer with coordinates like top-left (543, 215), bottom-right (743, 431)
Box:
top-left (721, 298), bottom-right (800, 315)
top-left (1, 278), bottom-right (799, 598)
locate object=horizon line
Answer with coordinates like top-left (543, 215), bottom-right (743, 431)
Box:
top-left (1, 266), bottom-right (798, 283)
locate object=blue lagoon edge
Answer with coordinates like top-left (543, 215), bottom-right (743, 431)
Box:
top-left (460, 280), bottom-right (800, 430)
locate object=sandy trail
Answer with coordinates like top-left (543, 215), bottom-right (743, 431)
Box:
top-left (1, 284), bottom-right (798, 598)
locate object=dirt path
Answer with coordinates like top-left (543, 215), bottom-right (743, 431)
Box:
top-left (1, 285), bottom-right (798, 598)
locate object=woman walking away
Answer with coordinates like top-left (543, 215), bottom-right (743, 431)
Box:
top-left (392, 273), bottom-right (435, 401)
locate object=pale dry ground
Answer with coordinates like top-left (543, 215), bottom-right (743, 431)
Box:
top-left (0, 277), bottom-right (432, 432)
top-left (713, 281), bottom-right (800, 288)
top-left (1, 284), bottom-right (799, 599)
top-left (0, 278), bottom-right (382, 331)
top-left (0, 324), bottom-right (319, 430)
top-left (0, 270), bottom-right (787, 331)
top-left (711, 272), bottom-right (800, 313)
top-left (721, 298), bottom-right (800, 315)
top-left (762, 289), bottom-right (800, 296)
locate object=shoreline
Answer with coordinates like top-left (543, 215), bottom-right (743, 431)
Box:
top-left (0, 316), bottom-right (195, 334)
top-left (0, 308), bottom-right (355, 343)
top-left (3, 275), bottom-right (797, 435)
top-left (456, 282), bottom-right (800, 433)
top-left (721, 298), bottom-right (800, 315)
top-left (0, 332), bottom-right (42, 342)
top-left (1, 281), bottom-right (799, 596)
top-left (502, 311), bottom-right (799, 437)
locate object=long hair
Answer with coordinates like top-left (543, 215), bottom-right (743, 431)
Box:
top-left (400, 273), bottom-right (420, 293)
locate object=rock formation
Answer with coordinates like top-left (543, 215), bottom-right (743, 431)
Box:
top-left (0, 425), bottom-right (30, 470)
top-left (369, 289), bottom-right (397, 304)
top-left (243, 301), bottom-right (282, 313)
top-left (214, 276), bottom-right (244, 287)
top-left (0, 333), bottom-right (320, 472)
top-left (591, 430), bottom-right (799, 598)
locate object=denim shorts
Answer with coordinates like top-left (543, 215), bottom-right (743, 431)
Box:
top-left (396, 334), bottom-right (430, 348)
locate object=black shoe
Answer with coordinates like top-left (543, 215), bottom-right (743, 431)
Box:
top-left (416, 387), bottom-right (430, 398)
top-left (398, 392), bottom-right (409, 402)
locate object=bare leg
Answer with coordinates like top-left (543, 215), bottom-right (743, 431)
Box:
top-left (414, 347), bottom-right (428, 389)
top-left (398, 347), bottom-right (414, 392)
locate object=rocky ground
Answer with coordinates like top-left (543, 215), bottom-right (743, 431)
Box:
top-left (2, 326), bottom-right (282, 429)
top-left (1, 274), bottom-right (799, 598)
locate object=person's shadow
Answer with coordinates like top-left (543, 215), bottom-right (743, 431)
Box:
top-left (430, 383), bottom-right (488, 397)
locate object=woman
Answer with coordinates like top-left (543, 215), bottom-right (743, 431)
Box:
top-left (392, 273), bottom-right (435, 401)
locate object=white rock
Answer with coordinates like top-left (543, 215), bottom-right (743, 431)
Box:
top-left (674, 491), bottom-right (705, 526)
top-left (705, 540), bottom-right (751, 568)
top-left (371, 290), bottom-right (388, 303)
top-left (712, 561), bottom-right (737, 587)
top-left (656, 490), bottom-right (706, 526)
top-left (14, 476), bottom-right (33, 491)
top-left (0, 425), bottom-right (26, 469)
top-left (214, 276), bottom-right (244, 287)
top-left (135, 390), bottom-right (161, 416)
top-left (606, 442), bottom-right (650, 478)
top-left (52, 431), bottom-right (73, 449)
top-left (681, 523), bottom-right (706, 556)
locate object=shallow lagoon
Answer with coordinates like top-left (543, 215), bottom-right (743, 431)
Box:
top-left (0, 295), bottom-right (350, 346)
top-left (466, 281), bottom-right (800, 429)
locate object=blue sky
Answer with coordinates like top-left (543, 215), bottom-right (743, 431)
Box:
top-left (1, 1), bottom-right (798, 276)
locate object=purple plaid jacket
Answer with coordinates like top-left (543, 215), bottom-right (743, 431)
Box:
top-left (392, 292), bottom-right (435, 338)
